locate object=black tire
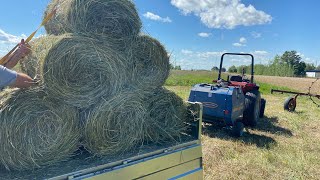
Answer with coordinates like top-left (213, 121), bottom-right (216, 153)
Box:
top-left (259, 98), bottom-right (266, 118)
top-left (243, 90), bottom-right (261, 127)
top-left (232, 121), bottom-right (244, 137)
top-left (284, 97), bottom-right (296, 112)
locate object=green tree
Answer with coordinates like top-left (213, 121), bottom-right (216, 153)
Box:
top-left (228, 65), bottom-right (237, 73)
top-left (169, 63), bottom-right (182, 70)
top-left (305, 63), bottom-right (316, 71)
top-left (254, 64), bottom-right (266, 75)
top-left (170, 63), bottom-right (174, 69)
top-left (211, 66), bottom-right (219, 71)
top-left (237, 65), bottom-right (249, 74)
top-left (280, 51), bottom-right (306, 76)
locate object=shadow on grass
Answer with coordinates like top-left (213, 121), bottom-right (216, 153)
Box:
top-left (293, 111), bottom-right (305, 115)
top-left (203, 122), bottom-right (277, 149)
top-left (255, 116), bottom-right (293, 137)
top-left (203, 116), bottom-right (294, 148)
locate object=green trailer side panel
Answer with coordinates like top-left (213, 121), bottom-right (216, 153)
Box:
top-left (86, 145), bottom-right (202, 180)
top-left (139, 159), bottom-right (202, 180)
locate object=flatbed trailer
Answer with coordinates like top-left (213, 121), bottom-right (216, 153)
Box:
top-left (0, 103), bottom-right (203, 180)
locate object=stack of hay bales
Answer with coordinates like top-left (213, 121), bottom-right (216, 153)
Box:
top-left (0, 0), bottom-right (188, 170)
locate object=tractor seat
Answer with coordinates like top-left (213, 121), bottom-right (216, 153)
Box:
top-left (229, 75), bottom-right (243, 82)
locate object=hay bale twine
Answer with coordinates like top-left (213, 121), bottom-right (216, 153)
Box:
top-left (20, 35), bottom-right (64, 78)
top-left (42, 35), bottom-right (127, 108)
top-left (83, 91), bottom-right (147, 156)
top-left (0, 88), bottom-right (80, 170)
top-left (131, 35), bottom-right (170, 88)
top-left (44, 0), bottom-right (141, 49)
top-left (144, 88), bottom-right (188, 143)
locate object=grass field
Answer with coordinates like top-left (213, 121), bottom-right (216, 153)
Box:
top-left (165, 70), bottom-right (320, 180)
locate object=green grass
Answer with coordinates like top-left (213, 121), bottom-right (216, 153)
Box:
top-left (165, 70), bottom-right (320, 179)
top-left (165, 70), bottom-right (225, 86)
top-left (166, 70), bottom-right (295, 95)
top-left (167, 86), bottom-right (320, 180)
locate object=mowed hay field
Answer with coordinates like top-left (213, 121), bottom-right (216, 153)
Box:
top-left (254, 75), bottom-right (320, 94)
top-left (165, 70), bottom-right (320, 179)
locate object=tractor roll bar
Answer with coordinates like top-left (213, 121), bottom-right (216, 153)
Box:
top-left (218, 53), bottom-right (255, 83)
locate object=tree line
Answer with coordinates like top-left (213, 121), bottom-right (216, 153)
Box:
top-left (227, 51), bottom-right (319, 77)
top-left (170, 64), bottom-right (181, 70)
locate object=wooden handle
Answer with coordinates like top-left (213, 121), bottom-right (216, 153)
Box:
top-left (0, 7), bottom-right (57, 65)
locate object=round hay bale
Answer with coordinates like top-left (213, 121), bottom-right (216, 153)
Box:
top-left (42, 35), bottom-right (127, 108)
top-left (144, 88), bottom-right (188, 143)
top-left (83, 91), bottom-right (147, 156)
top-left (20, 35), bottom-right (64, 78)
top-left (44, 0), bottom-right (141, 49)
top-left (43, 0), bottom-right (71, 35)
top-left (0, 88), bottom-right (80, 170)
top-left (131, 35), bottom-right (170, 88)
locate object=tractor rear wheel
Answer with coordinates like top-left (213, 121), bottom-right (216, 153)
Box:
top-left (284, 97), bottom-right (296, 112)
top-left (243, 90), bottom-right (261, 127)
top-left (259, 98), bottom-right (266, 118)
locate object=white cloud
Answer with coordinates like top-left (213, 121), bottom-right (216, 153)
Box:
top-left (0, 29), bottom-right (29, 56)
top-left (251, 50), bottom-right (270, 63)
top-left (181, 49), bottom-right (226, 59)
top-left (196, 51), bottom-right (226, 59)
top-left (239, 37), bottom-right (247, 43)
top-left (143, 12), bottom-right (172, 23)
top-left (174, 50), bottom-right (226, 70)
top-left (297, 52), bottom-right (305, 58)
top-left (297, 52), bottom-right (314, 63)
top-left (172, 49), bottom-right (272, 70)
top-left (0, 29), bottom-right (26, 44)
top-left (198, 32), bottom-right (212, 37)
top-left (171, 0), bottom-right (272, 29)
top-left (233, 42), bottom-right (245, 47)
top-left (251, 31), bottom-right (262, 38)
top-left (305, 57), bottom-right (313, 63)
top-left (233, 37), bottom-right (247, 47)
top-left (253, 50), bottom-right (268, 55)
top-left (181, 49), bottom-right (193, 54)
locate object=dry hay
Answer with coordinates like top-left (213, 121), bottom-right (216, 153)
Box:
top-left (254, 75), bottom-right (320, 94)
top-left (43, 0), bottom-right (69, 35)
top-left (83, 88), bottom-right (190, 156)
top-left (83, 91), bottom-right (148, 156)
top-left (41, 35), bottom-right (127, 108)
top-left (144, 88), bottom-right (188, 143)
top-left (131, 35), bottom-right (170, 88)
top-left (20, 35), bottom-right (64, 78)
top-left (0, 88), bottom-right (80, 170)
top-left (44, 0), bottom-right (141, 49)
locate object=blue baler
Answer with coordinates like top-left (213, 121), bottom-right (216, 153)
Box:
top-left (188, 84), bottom-right (245, 126)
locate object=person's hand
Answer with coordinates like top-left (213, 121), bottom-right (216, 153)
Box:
top-left (32, 74), bottom-right (41, 84)
top-left (16, 39), bottom-right (31, 59)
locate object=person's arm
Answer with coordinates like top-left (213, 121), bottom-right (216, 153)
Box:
top-left (4, 39), bottom-right (31, 69)
top-left (10, 73), bottom-right (35, 89)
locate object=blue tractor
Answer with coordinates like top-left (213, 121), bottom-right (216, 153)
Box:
top-left (188, 53), bottom-right (266, 137)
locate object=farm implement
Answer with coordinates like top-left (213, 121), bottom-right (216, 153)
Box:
top-left (271, 78), bottom-right (320, 112)
top-left (188, 53), bottom-right (266, 137)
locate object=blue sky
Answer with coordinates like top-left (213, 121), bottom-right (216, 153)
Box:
top-left (1, 0), bottom-right (320, 70)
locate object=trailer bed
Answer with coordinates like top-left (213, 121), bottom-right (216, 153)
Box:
top-left (0, 137), bottom-right (197, 180)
